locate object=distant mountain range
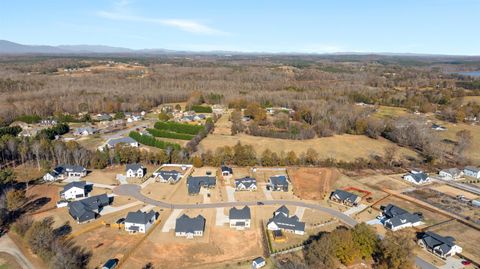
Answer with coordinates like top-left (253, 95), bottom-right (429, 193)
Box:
top-left (0, 39), bottom-right (478, 57)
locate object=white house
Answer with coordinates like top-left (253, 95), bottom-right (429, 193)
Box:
top-left (235, 177), bottom-right (257, 191)
top-left (464, 166), bottom-right (480, 178)
top-left (125, 164), bottom-right (146, 178)
top-left (154, 170), bottom-right (182, 184)
top-left (103, 137), bottom-right (139, 150)
top-left (124, 210), bottom-right (157, 234)
top-left (381, 204), bottom-right (423, 231)
top-left (252, 257), bottom-right (266, 269)
top-left (229, 206), bottom-right (251, 230)
top-left (418, 232), bottom-right (462, 259)
top-left (43, 165), bottom-right (87, 181)
top-left (439, 168), bottom-right (463, 180)
top-left (403, 172), bottom-right (430, 185)
top-left (221, 165), bottom-right (233, 177)
top-left (60, 181), bottom-right (87, 200)
top-left (266, 206), bottom-right (305, 235)
top-left (73, 127), bottom-right (97, 136)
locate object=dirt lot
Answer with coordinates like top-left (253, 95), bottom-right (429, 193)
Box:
top-left (333, 174), bottom-right (388, 203)
top-left (199, 133), bottom-right (419, 162)
top-left (427, 220), bottom-right (480, 263)
top-left (25, 184), bottom-right (60, 213)
top-left (13, 164), bottom-right (44, 182)
top-left (0, 252), bottom-right (22, 269)
top-left (406, 188), bottom-right (480, 224)
top-left (289, 168), bottom-right (340, 200)
top-left (252, 168), bottom-right (288, 183)
top-left (123, 208), bottom-right (263, 269)
top-left (374, 195), bottom-right (452, 227)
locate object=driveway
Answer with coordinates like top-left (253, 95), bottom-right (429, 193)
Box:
top-left (225, 186), bottom-right (236, 202)
top-left (161, 209), bottom-right (183, 232)
top-left (0, 234), bottom-right (35, 269)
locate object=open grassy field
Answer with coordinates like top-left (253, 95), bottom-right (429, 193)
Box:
top-left (199, 133), bottom-right (418, 162)
top-left (25, 184), bottom-right (60, 213)
top-left (459, 95), bottom-right (480, 105)
top-left (430, 184), bottom-right (479, 200)
top-left (289, 168), bottom-right (340, 200)
top-left (434, 120), bottom-right (480, 164)
top-left (355, 173), bottom-right (412, 192)
top-left (12, 164), bottom-right (44, 182)
top-left (0, 253), bottom-right (22, 269)
top-left (373, 105), bottom-right (410, 119)
top-left (427, 220), bottom-right (480, 263)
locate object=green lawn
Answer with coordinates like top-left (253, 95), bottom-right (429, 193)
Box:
top-left (373, 105), bottom-right (409, 119)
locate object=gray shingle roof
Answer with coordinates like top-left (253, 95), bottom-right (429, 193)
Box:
top-left (406, 172), bottom-right (429, 183)
top-left (68, 194), bottom-right (110, 222)
top-left (330, 189), bottom-right (358, 203)
top-left (221, 165), bottom-right (233, 174)
top-left (275, 205), bottom-right (289, 216)
top-left (63, 181), bottom-right (87, 192)
top-left (440, 168), bottom-right (461, 177)
top-left (107, 137), bottom-right (137, 147)
top-left (158, 170), bottom-right (180, 179)
top-left (175, 214), bottom-right (205, 234)
top-left (126, 163), bottom-right (144, 172)
top-left (270, 175), bottom-right (288, 187)
top-left (55, 164), bottom-right (86, 174)
top-left (420, 232), bottom-right (456, 254)
top-left (382, 204), bottom-right (409, 219)
top-left (229, 206), bottom-right (251, 220)
top-left (464, 166), bottom-right (480, 173)
top-left (268, 213), bottom-right (305, 233)
top-left (125, 210), bottom-right (156, 225)
top-left (187, 176), bottom-right (216, 195)
top-left (235, 177), bottom-right (256, 189)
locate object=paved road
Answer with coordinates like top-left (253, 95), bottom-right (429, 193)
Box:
top-left (113, 184), bottom-right (439, 269)
top-left (432, 176), bottom-right (480, 195)
top-left (0, 234), bottom-right (35, 269)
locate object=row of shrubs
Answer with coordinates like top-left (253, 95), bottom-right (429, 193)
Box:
top-left (129, 131), bottom-right (181, 150)
top-left (190, 105), bottom-right (213, 113)
top-left (154, 121), bottom-right (205, 135)
top-left (0, 126), bottom-right (22, 137)
top-left (38, 123), bottom-right (69, 140)
top-left (146, 128), bottom-right (194, 140)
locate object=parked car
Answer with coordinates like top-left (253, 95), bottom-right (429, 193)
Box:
top-left (257, 202), bottom-right (264, 205)
top-left (461, 260), bottom-right (471, 266)
top-left (102, 258), bottom-right (119, 269)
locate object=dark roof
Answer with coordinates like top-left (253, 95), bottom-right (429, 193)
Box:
top-left (270, 175), bottom-right (288, 186)
top-left (464, 166), bottom-right (480, 173)
top-left (175, 214), bottom-right (205, 234)
top-left (275, 205), bottom-right (289, 216)
top-left (107, 137), bottom-right (137, 147)
top-left (387, 213), bottom-right (421, 228)
top-left (187, 176), bottom-right (216, 195)
top-left (126, 163), bottom-right (144, 171)
top-left (102, 259), bottom-right (118, 269)
top-left (229, 206), bottom-right (251, 220)
top-left (235, 177), bottom-right (256, 188)
top-left (63, 181), bottom-right (87, 191)
top-left (55, 164), bottom-right (86, 174)
top-left (158, 170), bottom-right (180, 179)
top-left (406, 172), bottom-right (429, 183)
top-left (221, 165), bottom-right (233, 173)
top-left (68, 194), bottom-right (110, 222)
top-left (330, 189), bottom-right (358, 203)
top-left (420, 232), bottom-right (456, 253)
top-left (125, 210), bottom-right (156, 225)
top-left (382, 204), bottom-right (408, 219)
top-left (253, 257), bottom-right (265, 264)
top-left (268, 213), bottom-right (305, 233)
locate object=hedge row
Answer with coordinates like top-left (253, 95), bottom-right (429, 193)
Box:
top-left (147, 128), bottom-right (194, 140)
top-left (129, 131), bottom-right (181, 150)
top-left (38, 123), bottom-right (70, 140)
top-left (191, 105), bottom-right (213, 113)
top-left (0, 126), bottom-right (22, 137)
top-left (154, 121), bottom-right (205, 135)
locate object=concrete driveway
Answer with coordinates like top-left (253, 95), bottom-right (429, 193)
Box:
top-left (0, 234), bottom-right (35, 269)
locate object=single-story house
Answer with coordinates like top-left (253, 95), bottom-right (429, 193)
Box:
top-left (380, 204), bottom-right (423, 231)
top-left (124, 210), bottom-right (157, 234)
top-left (68, 194), bottom-right (111, 223)
top-left (431, 124), bottom-right (447, 131)
top-left (403, 172), bottom-right (430, 185)
top-left (187, 176), bottom-right (216, 195)
top-left (268, 175), bottom-right (289, 192)
top-left (43, 164), bottom-right (87, 181)
top-left (73, 126), bottom-right (98, 136)
top-left (252, 257), bottom-right (266, 269)
top-left (126, 164), bottom-right (146, 178)
top-left (417, 232), bottom-right (462, 259)
top-left (60, 181), bottom-right (88, 200)
top-left (229, 206), bottom-right (251, 230)
top-left (154, 170), bottom-right (182, 184)
top-left (175, 214), bottom-right (206, 239)
top-left (96, 113), bottom-right (112, 121)
top-left (439, 168), bottom-right (463, 180)
top-left (329, 189), bottom-right (361, 206)
top-left (104, 137), bottom-right (139, 150)
top-left (221, 165), bottom-right (233, 177)
top-left (464, 166), bottom-right (480, 178)
top-left (235, 177), bottom-right (257, 191)
top-left (267, 206), bottom-right (305, 235)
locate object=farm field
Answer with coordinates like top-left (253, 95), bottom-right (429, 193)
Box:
top-left (427, 220), bottom-right (480, 264)
top-left (199, 133), bottom-right (418, 162)
top-left (289, 168), bottom-right (340, 200)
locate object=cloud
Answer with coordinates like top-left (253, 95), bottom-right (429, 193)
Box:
top-left (97, 10), bottom-right (227, 35)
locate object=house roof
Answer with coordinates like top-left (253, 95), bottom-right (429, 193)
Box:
top-left (63, 181), bottom-right (87, 192)
top-left (464, 166), bottom-right (480, 173)
top-left (75, 126), bottom-right (96, 134)
top-left (68, 194), bottom-right (110, 222)
top-left (406, 172), bottom-right (429, 183)
top-left (158, 170), bottom-right (180, 179)
top-left (387, 213), bottom-right (422, 228)
top-left (420, 232), bottom-right (456, 253)
top-left (235, 177), bottom-right (256, 188)
top-left (187, 176), bottom-right (216, 195)
top-left (275, 205), bottom-right (290, 216)
top-left (330, 189), bottom-right (358, 203)
top-left (126, 163), bottom-right (144, 171)
top-left (107, 137), bottom-right (137, 147)
top-left (125, 210), bottom-right (156, 225)
top-left (382, 204), bottom-right (408, 219)
top-left (56, 164), bottom-right (86, 174)
top-left (221, 165), bottom-right (233, 173)
top-left (229, 206), bottom-right (251, 220)
top-left (268, 213), bottom-right (305, 233)
top-left (440, 168), bottom-right (462, 177)
top-left (175, 214), bottom-right (205, 234)
top-left (270, 175), bottom-right (288, 186)
top-left (253, 257), bottom-right (265, 264)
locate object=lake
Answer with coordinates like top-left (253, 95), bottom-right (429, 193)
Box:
top-left (456, 71), bottom-right (480, 77)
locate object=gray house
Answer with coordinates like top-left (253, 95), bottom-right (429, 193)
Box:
top-left (329, 189), bottom-right (361, 206)
top-left (126, 163), bottom-right (146, 178)
top-left (268, 175), bottom-right (289, 192)
top-left (175, 214), bottom-right (206, 239)
top-left (235, 177), bottom-right (257, 191)
top-left (380, 204), bottom-right (422, 231)
top-left (229, 206), bottom-right (251, 230)
top-left (186, 176), bottom-right (216, 195)
top-left (155, 170), bottom-right (182, 184)
top-left (417, 232), bottom-right (462, 259)
top-left (68, 194), bottom-right (111, 223)
top-left (267, 206), bottom-right (305, 235)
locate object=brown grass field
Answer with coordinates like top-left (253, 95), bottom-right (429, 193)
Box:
top-left (430, 184), bottom-right (479, 200)
top-left (289, 168), bottom-right (340, 200)
top-left (25, 184), bottom-right (60, 213)
top-left (435, 120), bottom-right (480, 164)
top-left (333, 174), bottom-right (388, 203)
top-left (199, 133), bottom-right (418, 162)
top-left (355, 173), bottom-right (412, 192)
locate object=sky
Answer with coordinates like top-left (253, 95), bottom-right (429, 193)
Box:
top-left (1, 0), bottom-right (479, 55)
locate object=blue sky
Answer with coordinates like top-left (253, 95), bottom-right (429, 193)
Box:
top-left (1, 0), bottom-right (479, 54)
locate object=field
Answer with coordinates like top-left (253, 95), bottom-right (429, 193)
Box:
top-left (373, 105), bottom-right (410, 119)
top-left (427, 220), bottom-right (480, 263)
top-left (289, 168), bottom-right (340, 200)
top-left (199, 133), bottom-right (418, 162)
top-left (12, 164), bottom-right (44, 182)
top-left (333, 174), bottom-right (388, 203)
top-left (355, 173), bottom-right (412, 192)
top-left (212, 111), bottom-right (232, 135)
top-left (0, 253), bottom-right (22, 269)
top-left (430, 184), bottom-right (479, 200)
top-left (25, 184), bottom-right (60, 213)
